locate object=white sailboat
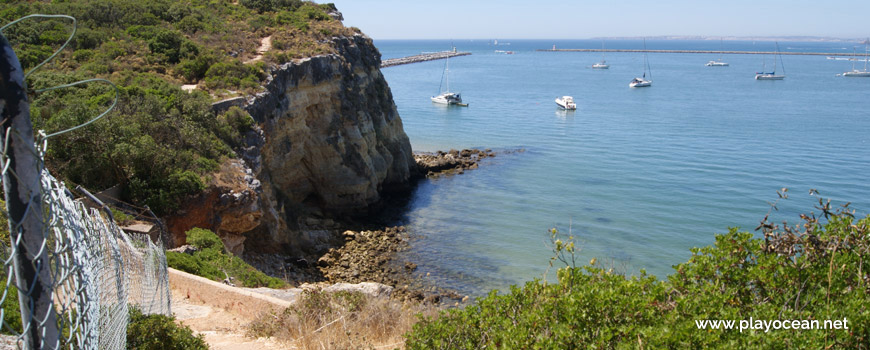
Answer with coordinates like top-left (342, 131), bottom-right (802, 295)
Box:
top-left (431, 55), bottom-right (468, 106)
top-left (755, 42), bottom-right (785, 80)
top-left (592, 40), bottom-right (609, 69)
top-left (705, 38), bottom-right (729, 66)
top-left (630, 38), bottom-right (652, 88)
top-left (555, 96), bottom-right (577, 110)
top-left (843, 43), bottom-right (870, 77)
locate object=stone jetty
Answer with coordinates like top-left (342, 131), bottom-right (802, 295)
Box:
top-left (381, 50), bottom-right (472, 68)
top-left (538, 49), bottom-right (856, 56)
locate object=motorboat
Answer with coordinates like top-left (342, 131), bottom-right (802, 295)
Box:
top-left (555, 96), bottom-right (577, 110)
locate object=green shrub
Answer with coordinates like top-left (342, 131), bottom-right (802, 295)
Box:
top-left (176, 53), bottom-right (219, 83)
top-left (215, 107), bottom-right (254, 147)
top-left (147, 29), bottom-right (199, 64)
top-left (167, 228), bottom-right (285, 288)
top-left (186, 228), bottom-right (223, 250)
top-left (127, 307), bottom-right (208, 350)
top-left (203, 60), bottom-right (265, 90)
top-left (406, 196), bottom-right (870, 349)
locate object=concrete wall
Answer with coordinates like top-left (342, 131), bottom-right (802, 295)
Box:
top-left (168, 268), bottom-right (291, 318)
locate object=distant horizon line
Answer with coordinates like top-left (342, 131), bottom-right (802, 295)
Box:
top-left (371, 36), bottom-right (870, 43)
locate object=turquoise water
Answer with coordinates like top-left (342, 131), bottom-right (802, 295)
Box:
top-left (377, 39), bottom-right (870, 295)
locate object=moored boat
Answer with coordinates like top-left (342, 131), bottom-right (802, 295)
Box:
top-left (555, 96), bottom-right (577, 110)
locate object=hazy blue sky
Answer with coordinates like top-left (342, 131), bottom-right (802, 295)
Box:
top-left (332, 0), bottom-right (869, 39)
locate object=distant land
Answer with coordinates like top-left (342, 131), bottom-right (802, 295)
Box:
top-left (588, 36), bottom-right (869, 43)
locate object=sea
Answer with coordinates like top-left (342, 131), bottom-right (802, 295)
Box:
top-left (374, 39), bottom-right (870, 296)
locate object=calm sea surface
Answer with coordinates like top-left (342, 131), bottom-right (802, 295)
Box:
top-left (375, 39), bottom-right (870, 295)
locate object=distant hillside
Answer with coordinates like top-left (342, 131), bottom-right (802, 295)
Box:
top-left (591, 35), bottom-right (868, 43)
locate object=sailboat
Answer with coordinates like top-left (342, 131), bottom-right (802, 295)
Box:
top-left (755, 42), bottom-right (785, 80)
top-left (431, 54), bottom-right (468, 106)
top-left (705, 38), bottom-right (729, 66)
top-left (843, 43), bottom-right (870, 77)
top-left (592, 40), bottom-right (609, 69)
top-left (630, 38), bottom-right (652, 87)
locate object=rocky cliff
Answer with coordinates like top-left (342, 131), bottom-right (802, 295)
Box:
top-left (169, 34), bottom-right (414, 255)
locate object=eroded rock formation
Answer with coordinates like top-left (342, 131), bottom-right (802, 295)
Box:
top-left (172, 34), bottom-right (414, 255)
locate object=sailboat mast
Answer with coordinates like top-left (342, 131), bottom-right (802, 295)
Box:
top-left (601, 40), bottom-right (606, 61)
top-left (772, 42), bottom-right (778, 74)
top-left (642, 38), bottom-right (650, 79)
top-left (445, 56), bottom-right (450, 93)
top-left (777, 42), bottom-right (785, 75)
top-left (865, 41), bottom-right (869, 71)
top-left (853, 47), bottom-right (857, 71)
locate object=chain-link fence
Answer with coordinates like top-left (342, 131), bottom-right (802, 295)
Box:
top-left (1, 16), bottom-right (171, 350)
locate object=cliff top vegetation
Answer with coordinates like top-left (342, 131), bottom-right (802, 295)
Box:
top-left (0, 0), bottom-right (358, 215)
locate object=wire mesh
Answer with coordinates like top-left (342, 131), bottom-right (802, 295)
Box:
top-left (0, 158), bottom-right (172, 349)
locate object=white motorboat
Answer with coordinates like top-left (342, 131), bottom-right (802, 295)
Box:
top-left (755, 42), bottom-right (786, 80)
top-left (843, 43), bottom-right (870, 77)
top-left (592, 40), bottom-right (609, 69)
top-left (630, 38), bottom-right (652, 88)
top-left (555, 96), bottom-right (577, 110)
top-left (431, 54), bottom-right (468, 106)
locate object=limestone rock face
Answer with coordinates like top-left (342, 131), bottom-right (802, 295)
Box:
top-left (170, 35), bottom-right (413, 255)
top-left (240, 34), bottom-right (413, 253)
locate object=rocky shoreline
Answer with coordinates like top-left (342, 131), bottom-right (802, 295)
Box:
top-left (242, 148), bottom-right (525, 305)
top-left (414, 148), bottom-right (495, 178)
top-left (245, 226), bottom-right (464, 304)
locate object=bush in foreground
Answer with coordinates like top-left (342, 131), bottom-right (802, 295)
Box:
top-left (405, 193), bottom-right (870, 349)
top-left (127, 307), bottom-right (208, 350)
top-left (166, 228), bottom-right (285, 288)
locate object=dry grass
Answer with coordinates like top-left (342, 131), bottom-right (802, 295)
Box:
top-left (247, 289), bottom-right (439, 350)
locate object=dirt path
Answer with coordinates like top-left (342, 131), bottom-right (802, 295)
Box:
top-left (245, 36), bottom-right (272, 64)
top-left (172, 291), bottom-right (287, 350)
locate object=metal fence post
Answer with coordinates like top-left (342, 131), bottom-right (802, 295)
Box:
top-left (0, 33), bottom-right (60, 349)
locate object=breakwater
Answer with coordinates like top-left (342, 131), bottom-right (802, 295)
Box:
top-left (381, 51), bottom-right (472, 68)
top-left (538, 49), bottom-right (857, 56)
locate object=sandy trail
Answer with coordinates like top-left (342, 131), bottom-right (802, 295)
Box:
top-left (172, 291), bottom-right (287, 350)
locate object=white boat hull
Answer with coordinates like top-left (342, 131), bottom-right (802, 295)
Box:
top-left (755, 74), bottom-right (785, 80)
top-left (843, 70), bottom-right (870, 77)
top-left (431, 92), bottom-right (464, 105)
top-left (629, 79), bottom-right (651, 88)
top-left (705, 61), bottom-right (729, 66)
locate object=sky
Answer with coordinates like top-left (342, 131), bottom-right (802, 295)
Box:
top-left (331, 0), bottom-right (870, 40)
